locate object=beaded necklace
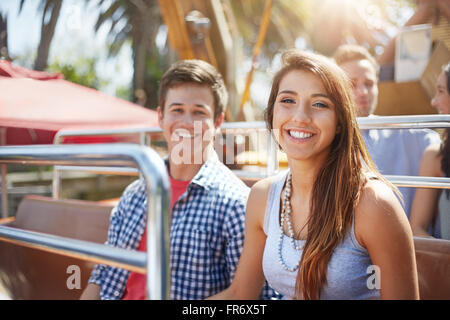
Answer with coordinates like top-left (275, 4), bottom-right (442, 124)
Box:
top-left (278, 172), bottom-right (304, 272)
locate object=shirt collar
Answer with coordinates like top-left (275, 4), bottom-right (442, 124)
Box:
top-left (164, 151), bottom-right (222, 191)
top-left (190, 151), bottom-right (222, 190)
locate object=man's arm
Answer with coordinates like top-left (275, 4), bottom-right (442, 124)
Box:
top-left (211, 181), bottom-right (271, 299)
top-left (410, 144), bottom-right (442, 237)
top-left (78, 180), bottom-right (144, 300)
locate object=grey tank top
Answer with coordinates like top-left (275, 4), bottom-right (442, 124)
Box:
top-left (439, 191), bottom-right (450, 240)
top-left (262, 170), bottom-right (380, 300)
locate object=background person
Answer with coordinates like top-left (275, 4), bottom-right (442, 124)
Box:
top-left (333, 44), bottom-right (441, 217)
top-left (410, 62), bottom-right (450, 239)
top-left (208, 50), bottom-right (419, 300)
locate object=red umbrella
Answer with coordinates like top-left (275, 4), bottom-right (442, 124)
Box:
top-left (0, 60), bottom-right (159, 145)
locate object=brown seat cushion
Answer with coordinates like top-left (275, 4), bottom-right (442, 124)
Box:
top-left (0, 195), bottom-right (112, 300)
top-left (414, 236), bottom-right (450, 300)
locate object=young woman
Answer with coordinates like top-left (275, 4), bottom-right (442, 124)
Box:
top-left (209, 50), bottom-right (419, 300)
top-left (410, 63), bottom-right (450, 240)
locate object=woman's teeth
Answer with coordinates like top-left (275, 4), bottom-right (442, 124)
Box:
top-left (289, 130), bottom-right (313, 139)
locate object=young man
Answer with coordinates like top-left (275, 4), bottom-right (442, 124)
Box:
top-left (333, 45), bottom-right (441, 217)
top-left (80, 59), bottom-right (278, 300)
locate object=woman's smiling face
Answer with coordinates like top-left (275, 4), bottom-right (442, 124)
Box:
top-left (272, 69), bottom-right (338, 164)
top-left (431, 70), bottom-right (450, 115)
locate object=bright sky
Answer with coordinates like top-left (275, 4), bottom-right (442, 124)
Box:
top-left (0, 0), bottom-right (133, 96)
top-left (0, 0), bottom-right (415, 107)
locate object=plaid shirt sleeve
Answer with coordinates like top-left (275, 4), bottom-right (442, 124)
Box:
top-left (222, 199), bottom-right (246, 281)
top-left (88, 180), bottom-right (145, 300)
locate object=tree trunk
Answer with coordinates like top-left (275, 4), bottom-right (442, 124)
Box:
top-left (131, 2), bottom-right (158, 107)
top-left (34, 0), bottom-right (62, 71)
top-left (0, 13), bottom-right (9, 60)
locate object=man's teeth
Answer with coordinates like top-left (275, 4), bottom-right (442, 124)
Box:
top-left (289, 130), bottom-right (313, 139)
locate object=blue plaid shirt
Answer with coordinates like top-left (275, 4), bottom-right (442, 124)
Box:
top-left (89, 154), bottom-right (280, 300)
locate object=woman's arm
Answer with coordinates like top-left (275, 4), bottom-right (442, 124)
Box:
top-left (208, 179), bottom-right (271, 299)
top-left (410, 144), bottom-right (443, 237)
top-left (356, 179), bottom-right (420, 300)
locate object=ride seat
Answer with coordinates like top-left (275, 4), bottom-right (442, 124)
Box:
top-left (1, 196), bottom-right (449, 299)
top-left (414, 236), bottom-right (450, 299)
top-left (0, 195), bottom-right (112, 300)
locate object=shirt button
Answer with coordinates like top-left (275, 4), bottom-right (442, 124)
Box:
top-left (114, 291), bottom-right (120, 297)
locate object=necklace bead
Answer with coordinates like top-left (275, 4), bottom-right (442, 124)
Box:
top-left (278, 172), bottom-right (303, 272)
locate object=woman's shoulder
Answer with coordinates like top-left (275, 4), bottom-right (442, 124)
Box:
top-left (250, 171), bottom-right (287, 196)
top-left (423, 143), bottom-right (442, 158)
top-left (354, 177), bottom-right (411, 248)
top-left (419, 143), bottom-right (443, 177)
top-left (248, 175), bottom-right (277, 205)
top-left (423, 143), bottom-right (442, 163)
top-left (357, 177), bottom-right (405, 218)
top-left (246, 173), bottom-right (285, 226)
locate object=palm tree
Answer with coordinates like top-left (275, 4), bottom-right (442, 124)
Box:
top-left (19, 0), bottom-right (63, 71)
top-left (92, 0), bottom-right (169, 109)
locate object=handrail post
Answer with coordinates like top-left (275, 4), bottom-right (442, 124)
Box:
top-left (0, 144), bottom-right (170, 300)
top-left (52, 135), bottom-right (62, 199)
top-left (266, 131), bottom-right (278, 176)
top-left (1, 164), bottom-right (7, 218)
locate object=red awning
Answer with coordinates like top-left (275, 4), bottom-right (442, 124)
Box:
top-left (0, 60), bottom-right (159, 145)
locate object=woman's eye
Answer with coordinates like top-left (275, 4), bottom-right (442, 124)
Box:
top-left (313, 102), bottom-right (328, 108)
top-left (194, 110), bottom-right (206, 115)
top-left (281, 98), bottom-right (295, 104)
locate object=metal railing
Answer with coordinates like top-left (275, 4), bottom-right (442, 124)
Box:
top-left (51, 122), bottom-right (279, 199)
top-left (0, 144), bottom-right (171, 300)
top-left (0, 115), bottom-right (449, 299)
top-left (47, 114), bottom-right (450, 198)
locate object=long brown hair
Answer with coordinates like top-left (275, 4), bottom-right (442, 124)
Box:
top-left (440, 63), bottom-right (450, 197)
top-left (264, 50), bottom-right (391, 299)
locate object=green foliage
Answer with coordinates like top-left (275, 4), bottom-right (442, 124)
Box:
top-left (47, 56), bottom-right (108, 90)
top-left (115, 85), bottom-right (131, 100)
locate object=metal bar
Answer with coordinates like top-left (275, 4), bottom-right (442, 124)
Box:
top-left (0, 226), bottom-right (147, 273)
top-left (52, 115), bottom-right (450, 141)
top-left (53, 127), bottom-right (163, 141)
top-left (54, 165), bottom-right (139, 176)
top-left (50, 115), bottom-right (450, 188)
top-left (0, 144), bottom-right (170, 300)
top-left (385, 175), bottom-right (450, 189)
top-left (52, 167), bottom-right (61, 200)
top-left (1, 164), bottom-right (7, 218)
top-left (266, 132), bottom-right (278, 176)
top-left (357, 114), bottom-right (450, 129)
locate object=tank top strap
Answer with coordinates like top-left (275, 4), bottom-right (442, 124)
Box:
top-left (263, 170), bottom-right (289, 235)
